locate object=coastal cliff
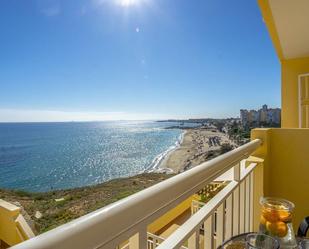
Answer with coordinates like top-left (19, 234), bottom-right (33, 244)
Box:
top-left (0, 173), bottom-right (172, 234)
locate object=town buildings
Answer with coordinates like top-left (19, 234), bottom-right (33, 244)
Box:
top-left (240, 104), bottom-right (281, 126)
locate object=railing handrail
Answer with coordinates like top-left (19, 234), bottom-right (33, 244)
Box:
top-left (156, 162), bottom-right (258, 249)
top-left (192, 200), bottom-right (206, 207)
top-left (147, 232), bottom-right (165, 243)
top-left (147, 232), bottom-right (188, 249)
top-left (11, 139), bottom-right (261, 249)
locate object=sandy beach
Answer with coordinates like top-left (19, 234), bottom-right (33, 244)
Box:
top-left (159, 127), bottom-right (235, 173)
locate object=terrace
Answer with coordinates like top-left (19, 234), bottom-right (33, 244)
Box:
top-left (4, 0), bottom-right (309, 248)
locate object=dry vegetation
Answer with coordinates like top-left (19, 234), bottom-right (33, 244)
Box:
top-left (0, 173), bottom-right (173, 234)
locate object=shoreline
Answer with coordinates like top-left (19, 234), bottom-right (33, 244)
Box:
top-left (145, 130), bottom-right (186, 174)
top-left (1, 127), bottom-right (233, 193)
top-left (158, 127), bottom-right (235, 173)
top-left (0, 127), bottom-right (235, 234)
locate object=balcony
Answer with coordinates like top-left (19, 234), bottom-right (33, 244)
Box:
top-left (8, 128), bottom-right (309, 249)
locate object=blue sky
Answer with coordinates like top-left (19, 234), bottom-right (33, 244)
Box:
top-left (0, 0), bottom-right (280, 122)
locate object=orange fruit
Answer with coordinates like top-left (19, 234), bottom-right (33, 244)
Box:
top-left (278, 210), bottom-right (291, 222)
top-left (262, 209), bottom-right (280, 222)
top-left (266, 221), bottom-right (288, 237)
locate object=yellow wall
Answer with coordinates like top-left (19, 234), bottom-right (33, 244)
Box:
top-left (251, 128), bottom-right (309, 230)
top-left (148, 195), bottom-right (198, 234)
top-left (281, 57), bottom-right (309, 128)
top-left (0, 200), bottom-right (22, 246)
top-left (257, 0), bottom-right (284, 60)
top-left (0, 199), bottom-right (34, 247)
top-left (257, 1), bottom-right (309, 128)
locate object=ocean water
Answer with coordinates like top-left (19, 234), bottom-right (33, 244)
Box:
top-left (0, 121), bottom-right (183, 192)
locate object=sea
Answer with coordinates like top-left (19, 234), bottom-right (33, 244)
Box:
top-left (0, 121), bottom-right (191, 192)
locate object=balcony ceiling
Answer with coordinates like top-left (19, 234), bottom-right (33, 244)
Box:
top-left (269, 0), bottom-right (309, 59)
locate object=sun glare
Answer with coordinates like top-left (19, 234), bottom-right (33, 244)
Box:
top-left (119, 0), bottom-right (138, 7)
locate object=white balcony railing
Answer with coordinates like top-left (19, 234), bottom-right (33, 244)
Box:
top-left (117, 232), bottom-right (189, 249)
top-left (11, 139), bottom-right (261, 249)
top-left (147, 232), bottom-right (188, 249)
top-left (157, 158), bottom-right (259, 249)
top-left (191, 200), bottom-right (206, 215)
